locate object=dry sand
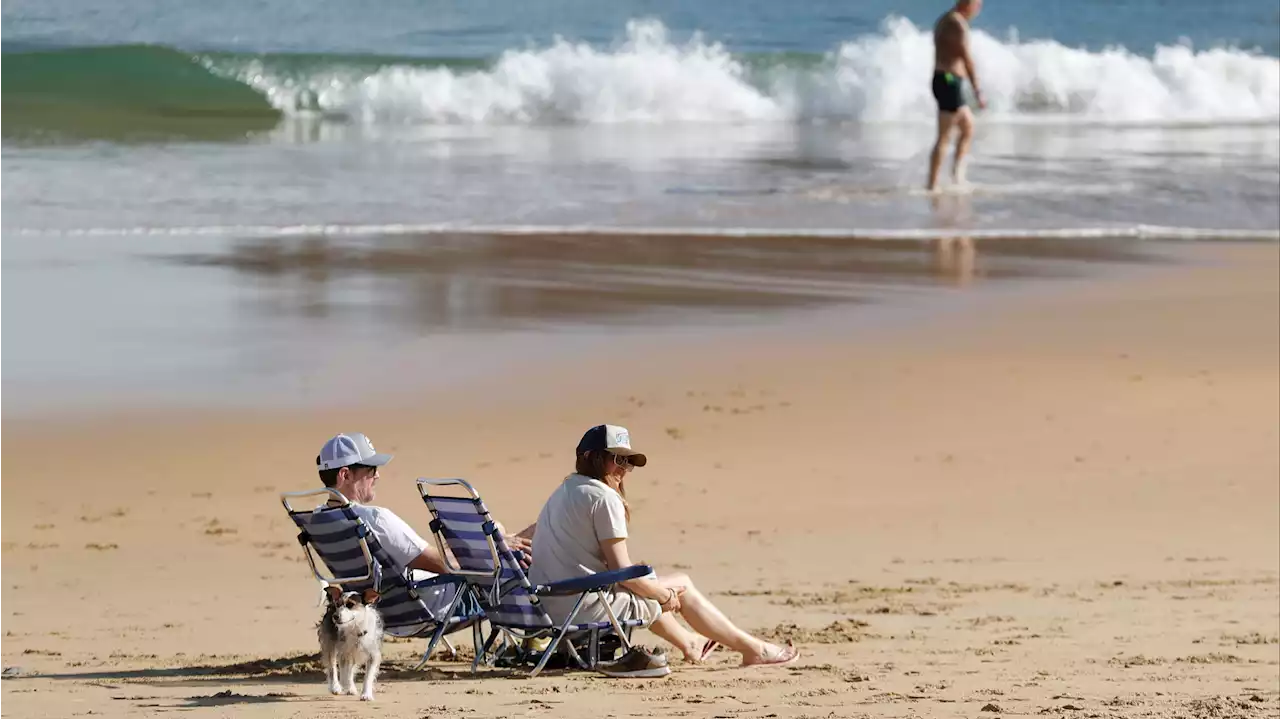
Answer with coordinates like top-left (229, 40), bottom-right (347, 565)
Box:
top-left (2, 243), bottom-right (1277, 718)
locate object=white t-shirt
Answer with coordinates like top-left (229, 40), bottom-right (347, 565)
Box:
top-left (528, 474), bottom-right (632, 623)
top-left (344, 503), bottom-right (458, 634)
top-left (347, 503), bottom-right (430, 571)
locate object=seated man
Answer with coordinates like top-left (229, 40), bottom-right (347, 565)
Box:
top-left (314, 432), bottom-right (531, 630)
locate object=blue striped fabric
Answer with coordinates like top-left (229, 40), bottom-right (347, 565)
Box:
top-left (290, 506), bottom-right (454, 630)
top-left (422, 493), bottom-right (555, 630)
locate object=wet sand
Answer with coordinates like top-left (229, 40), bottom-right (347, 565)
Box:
top-left (1, 241), bottom-right (1277, 718)
top-left (3, 229), bottom-right (1160, 416)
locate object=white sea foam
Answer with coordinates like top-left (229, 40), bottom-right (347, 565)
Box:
top-left (14, 223), bottom-right (1279, 242)
top-left (228, 18), bottom-right (1280, 126)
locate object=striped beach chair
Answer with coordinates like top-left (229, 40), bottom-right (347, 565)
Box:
top-left (415, 478), bottom-right (653, 677)
top-left (280, 487), bottom-right (482, 669)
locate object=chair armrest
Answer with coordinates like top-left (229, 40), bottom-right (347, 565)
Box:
top-left (534, 564), bottom-right (653, 596)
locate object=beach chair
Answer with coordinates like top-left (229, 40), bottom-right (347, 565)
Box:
top-left (415, 478), bottom-right (653, 677)
top-left (280, 487), bottom-right (483, 669)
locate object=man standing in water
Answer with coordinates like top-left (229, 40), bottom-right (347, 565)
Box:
top-left (927, 0), bottom-right (986, 192)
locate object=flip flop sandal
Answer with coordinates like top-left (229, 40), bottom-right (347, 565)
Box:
top-left (699, 639), bottom-right (720, 662)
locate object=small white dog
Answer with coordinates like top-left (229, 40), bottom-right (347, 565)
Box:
top-left (318, 586), bottom-right (383, 701)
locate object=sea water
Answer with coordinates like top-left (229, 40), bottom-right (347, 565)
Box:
top-left (3, 0), bottom-right (1277, 235)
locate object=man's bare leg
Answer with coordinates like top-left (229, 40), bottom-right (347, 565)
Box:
top-left (951, 107), bottom-right (975, 185)
top-left (927, 111), bottom-right (959, 192)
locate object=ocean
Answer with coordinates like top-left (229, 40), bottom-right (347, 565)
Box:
top-left (2, 0), bottom-right (1278, 413)
top-left (5, 0), bottom-right (1279, 234)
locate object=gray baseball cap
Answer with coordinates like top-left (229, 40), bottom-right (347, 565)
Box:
top-left (317, 433), bottom-right (393, 470)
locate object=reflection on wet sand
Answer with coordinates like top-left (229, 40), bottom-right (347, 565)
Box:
top-left (930, 192), bottom-right (975, 228)
top-left (935, 236), bottom-right (977, 287)
top-left (166, 231), bottom-right (1159, 335)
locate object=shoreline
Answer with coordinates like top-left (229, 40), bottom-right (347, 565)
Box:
top-left (12, 224), bottom-right (1280, 241)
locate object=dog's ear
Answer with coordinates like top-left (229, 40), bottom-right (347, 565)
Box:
top-left (361, 588), bottom-right (380, 606)
top-left (325, 585), bottom-right (343, 603)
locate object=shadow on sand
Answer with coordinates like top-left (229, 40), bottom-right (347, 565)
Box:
top-left (5, 652), bottom-right (524, 688)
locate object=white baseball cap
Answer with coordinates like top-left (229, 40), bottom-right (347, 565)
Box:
top-left (317, 433), bottom-right (393, 471)
top-left (576, 424), bottom-right (647, 467)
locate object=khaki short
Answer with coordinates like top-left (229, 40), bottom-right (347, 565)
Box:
top-left (608, 590), bottom-right (661, 628)
top-left (553, 588), bottom-right (660, 628)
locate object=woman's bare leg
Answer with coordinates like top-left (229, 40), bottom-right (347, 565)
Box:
top-left (659, 573), bottom-right (797, 666)
top-left (645, 612), bottom-right (703, 662)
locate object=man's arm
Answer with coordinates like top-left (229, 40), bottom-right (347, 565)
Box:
top-left (958, 19), bottom-right (985, 108)
top-left (368, 507), bottom-right (453, 574)
top-left (406, 546), bottom-right (448, 574)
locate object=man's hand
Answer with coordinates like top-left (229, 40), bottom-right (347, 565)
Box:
top-left (505, 534), bottom-right (533, 569)
top-left (976, 89), bottom-right (987, 110)
top-left (506, 534), bottom-right (533, 555)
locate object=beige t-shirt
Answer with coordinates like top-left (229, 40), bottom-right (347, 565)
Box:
top-left (529, 473), bottom-right (632, 623)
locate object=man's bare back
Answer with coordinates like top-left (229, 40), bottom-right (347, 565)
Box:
top-left (934, 11), bottom-right (970, 77)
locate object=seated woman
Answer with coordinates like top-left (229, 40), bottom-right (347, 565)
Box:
top-left (527, 424), bottom-right (798, 669)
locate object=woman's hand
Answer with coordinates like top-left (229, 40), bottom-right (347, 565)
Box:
top-left (659, 585), bottom-right (685, 613)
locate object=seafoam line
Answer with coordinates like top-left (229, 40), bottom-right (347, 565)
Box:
top-left (8, 223), bottom-right (1280, 242)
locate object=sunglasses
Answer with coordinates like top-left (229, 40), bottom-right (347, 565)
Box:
top-left (610, 453), bottom-right (634, 468)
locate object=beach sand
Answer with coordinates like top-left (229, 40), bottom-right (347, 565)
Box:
top-left (2, 242), bottom-right (1277, 718)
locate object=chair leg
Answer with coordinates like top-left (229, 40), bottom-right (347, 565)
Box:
top-left (413, 582), bottom-right (470, 670)
top-left (564, 637), bottom-right (589, 670)
top-left (472, 625), bottom-right (500, 673)
top-left (588, 627), bottom-right (600, 669)
top-left (470, 623), bottom-right (487, 673)
top-left (530, 593), bottom-right (588, 678)
top-left (414, 621), bottom-right (451, 670)
top-left (597, 588), bottom-right (631, 652)
top-left (442, 636), bottom-right (458, 659)
top-left (529, 633), bottom-right (564, 678)
top-left (483, 628), bottom-right (505, 667)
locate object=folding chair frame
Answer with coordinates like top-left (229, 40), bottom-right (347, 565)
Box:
top-left (281, 487), bottom-right (474, 669)
top-left (416, 477), bottom-right (651, 677)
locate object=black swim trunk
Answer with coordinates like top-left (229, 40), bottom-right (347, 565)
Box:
top-left (931, 70), bottom-right (967, 113)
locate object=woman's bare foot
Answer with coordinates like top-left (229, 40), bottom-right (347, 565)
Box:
top-left (741, 640), bottom-right (799, 667)
top-left (677, 637), bottom-right (705, 663)
top-left (677, 637), bottom-right (721, 664)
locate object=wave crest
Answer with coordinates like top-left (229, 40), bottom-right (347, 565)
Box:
top-left (228, 18), bottom-right (1280, 126)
